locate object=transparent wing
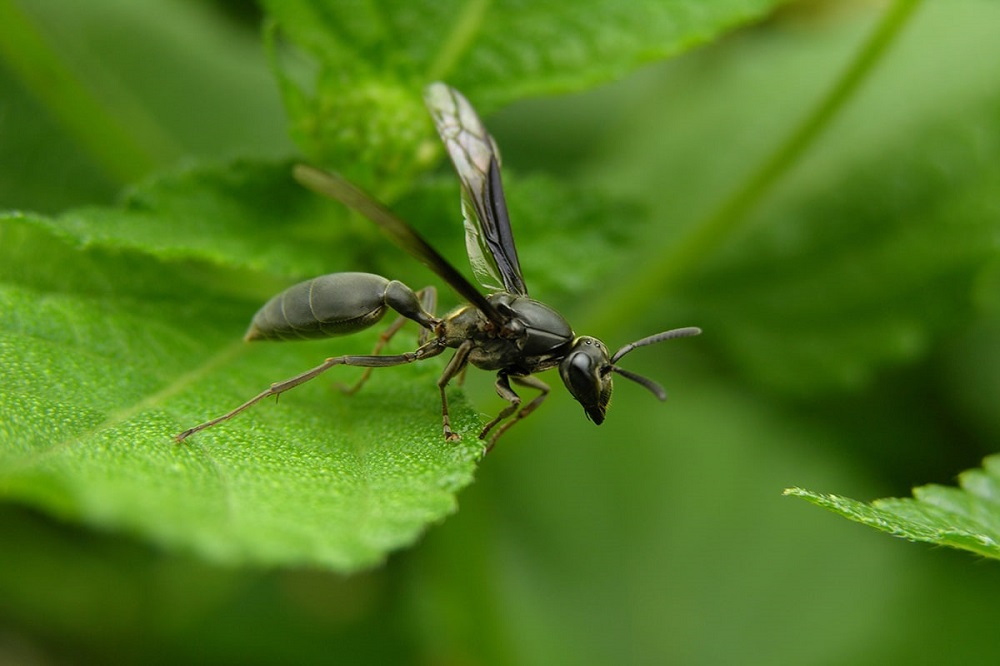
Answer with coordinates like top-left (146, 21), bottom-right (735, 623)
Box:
top-left (424, 82), bottom-right (528, 296)
top-left (293, 164), bottom-right (508, 327)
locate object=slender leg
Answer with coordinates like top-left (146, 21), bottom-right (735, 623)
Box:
top-left (342, 286), bottom-right (439, 394)
top-left (480, 373), bottom-right (520, 439)
top-left (175, 340), bottom-right (445, 442)
top-left (415, 287), bottom-right (437, 346)
top-left (480, 374), bottom-right (550, 454)
top-left (436, 340), bottom-right (473, 442)
top-left (454, 364), bottom-right (469, 387)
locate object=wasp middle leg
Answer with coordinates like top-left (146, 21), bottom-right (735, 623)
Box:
top-left (480, 373), bottom-right (550, 454)
top-left (175, 340), bottom-right (446, 442)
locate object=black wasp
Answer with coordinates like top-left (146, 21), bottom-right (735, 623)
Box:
top-left (176, 83), bottom-right (701, 452)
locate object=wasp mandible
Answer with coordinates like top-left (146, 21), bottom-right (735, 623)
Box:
top-left (176, 83), bottom-right (701, 452)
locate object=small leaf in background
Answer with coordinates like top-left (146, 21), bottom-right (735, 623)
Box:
top-left (786, 454), bottom-right (1000, 560)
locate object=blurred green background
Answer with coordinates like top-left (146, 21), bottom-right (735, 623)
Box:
top-left (3, 0), bottom-right (1000, 664)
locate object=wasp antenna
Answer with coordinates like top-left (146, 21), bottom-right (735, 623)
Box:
top-left (611, 366), bottom-right (668, 401)
top-left (610, 327), bottom-right (701, 364)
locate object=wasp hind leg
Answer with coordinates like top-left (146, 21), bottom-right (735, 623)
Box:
top-left (480, 374), bottom-right (550, 454)
top-left (175, 340), bottom-right (446, 442)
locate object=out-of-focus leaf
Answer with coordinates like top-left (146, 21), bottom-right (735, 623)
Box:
top-left (405, 353), bottom-right (914, 664)
top-left (592, 2), bottom-right (1000, 393)
top-left (786, 454), bottom-right (1000, 560)
top-left (30, 159), bottom-right (350, 280)
top-left (680, 93), bottom-right (1000, 392)
top-left (942, 315), bottom-right (1000, 446)
top-left (260, 0), bottom-right (786, 186)
top-left (0, 65), bottom-right (118, 211)
top-left (0, 0), bottom-right (290, 210)
top-left (0, 506), bottom-right (411, 662)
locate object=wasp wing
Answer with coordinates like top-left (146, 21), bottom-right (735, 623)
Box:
top-left (293, 164), bottom-right (507, 327)
top-left (424, 83), bottom-right (528, 296)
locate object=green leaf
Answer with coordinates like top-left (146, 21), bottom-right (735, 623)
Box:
top-left (0, 0), bottom-right (290, 209)
top-left (8, 2), bottom-right (1000, 663)
top-left (35, 159), bottom-right (351, 280)
top-left (0, 147), bottom-right (633, 569)
top-left (680, 94), bottom-right (1000, 392)
top-left (0, 198), bottom-right (483, 570)
top-left (12, 154), bottom-right (634, 304)
top-left (260, 0), bottom-right (786, 185)
top-left (786, 455), bottom-right (1000, 560)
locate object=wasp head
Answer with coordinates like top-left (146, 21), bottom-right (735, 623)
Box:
top-left (560, 328), bottom-right (703, 425)
top-left (559, 336), bottom-right (614, 424)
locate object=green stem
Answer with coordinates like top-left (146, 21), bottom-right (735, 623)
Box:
top-left (0, 0), bottom-right (181, 184)
top-left (426, 0), bottom-right (491, 82)
top-left (585, 0), bottom-right (923, 333)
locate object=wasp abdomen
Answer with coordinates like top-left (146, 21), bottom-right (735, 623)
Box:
top-left (245, 272), bottom-right (393, 341)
